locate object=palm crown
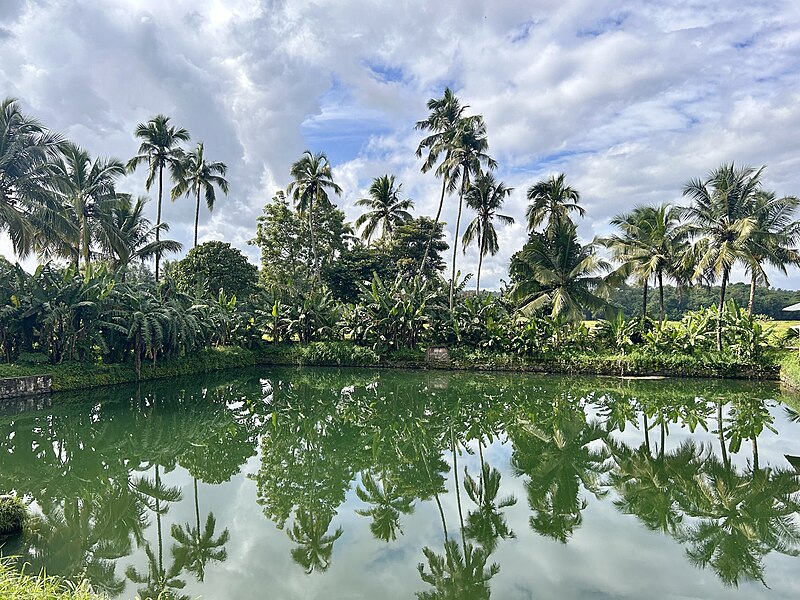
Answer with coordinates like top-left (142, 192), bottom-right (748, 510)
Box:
top-left (354, 174), bottom-right (414, 242)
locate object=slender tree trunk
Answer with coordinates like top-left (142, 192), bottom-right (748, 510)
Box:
top-left (642, 279), bottom-right (648, 320)
top-left (419, 177), bottom-right (448, 277)
top-left (748, 271), bottom-right (757, 316)
top-left (716, 269), bottom-right (728, 352)
top-left (155, 464), bottom-right (163, 574)
top-left (82, 217), bottom-right (90, 271)
top-left (449, 179), bottom-right (467, 310)
top-left (194, 477), bottom-right (201, 533)
top-left (194, 187), bottom-right (201, 248)
top-left (476, 247), bottom-right (484, 294)
top-left (752, 437), bottom-right (760, 471)
top-left (643, 412), bottom-right (651, 454)
top-left (309, 197), bottom-right (320, 282)
top-left (658, 270), bottom-right (665, 325)
top-left (717, 399), bottom-right (729, 468)
top-left (659, 417), bottom-right (665, 460)
top-left (451, 429), bottom-right (466, 554)
top-left (155, 166), bottom-right (163, 282)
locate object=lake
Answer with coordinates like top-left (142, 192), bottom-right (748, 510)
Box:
top-left (1, 367), bottom-right (799, 599)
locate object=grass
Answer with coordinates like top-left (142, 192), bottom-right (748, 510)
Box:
top-left (0, 559), bottom-right (100, 600)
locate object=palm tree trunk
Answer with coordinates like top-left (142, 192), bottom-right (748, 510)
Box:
top-left (752, 437), bottom-right (759, 471)
top-left (451, 429), bottom-right (466, 554)
top-left (748, 271), bottom-right (757, 316)
top-left (419, 177), bottom-right (447, 277)
top-left (476, 247), bottom-right (484, 294)
top-left (194, 188), bottom-right (201, 248)
top-left (717, 399), bottom-right (729, 468)
top-left (449, 180), bottom-right (467, 311)
top-left (642, 279), bottom-right (648, 319)
top-left (643, 412), bottom-right (651, 454)
top-left (659, 417), bottom-right (665, 460)
top-left (82, 221), bottom-right (90, 271)
top-left (716, 269), bottom-right (728, 352)
top-left (658, 271), bottom-right (665, 325)
top-left (155, 464), bottom-right (163, 574)
top-left (309, 198), bottom-right (320, 282)
top-left (155, 166), bottom-right (163, 282)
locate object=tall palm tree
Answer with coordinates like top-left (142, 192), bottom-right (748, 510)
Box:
top-left (171, 142), bottom-right (229, 248)
top-left (462, 173), bottom-right (514, 293)
top-left (0, 97), bottom-right (65, 256)
top-left (286, 151), bottom-right (342, 282)
top-left (526, 173), bottom-right (584, 233)
top-left (51, 144), bottom-right (125, 269)
top-left (127, 115), bottom-right (190, 281)
top-left (682, 163), bottom-right (762, 350)
top-left (415, 88), bottom-right (469, 274)
top-left (96, 194), bottom-right (182, 276)
top-left (604, 204), bottom-right (690, 323)
top-left (439, 117), bottom-right (497, 309)
top-left (354, 174), bottom-right (414, 243)
top-left (355, 471), bottom-right (415, 542)
top-left (742, 190), bottom-right (800, 315)
top-left (286, 508), bottom-right (343, 574)
top-left (510, 219), bottom-right (611, 321)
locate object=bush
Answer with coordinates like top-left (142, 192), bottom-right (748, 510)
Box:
top-left (0, 496), bottom-right (27, 535)
top-left (294, 342), bottom-right (380, 367)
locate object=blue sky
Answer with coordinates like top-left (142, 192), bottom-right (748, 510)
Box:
top-left (2, 0), bottom-right (800, 291)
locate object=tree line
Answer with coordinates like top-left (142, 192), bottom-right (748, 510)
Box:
top-left (2, 91), bottom-right (800, 367)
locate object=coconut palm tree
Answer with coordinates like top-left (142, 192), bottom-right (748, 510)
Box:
top-left (355, 471), bottom-right (415, 542)
top-left (127, 115), bottom-right (190, 281)
top-left (439, 117), bottom-right (497, 309)
top-left (286, 151), bottom-right (342, 282)
top-left (510, 219), bottom-right (611, 321)
top-left (50, 144), bottom-right (125, 270)
top-left (96, 194), bottom-right (182, 276)
top-left (354, 174), bottom-right (414, 243)
top-left (463, 461), bottom-right (516, 554)
top-left (462, 173), bottom-right (514, 293)
top-left (171, 510), bottom-right (229, 583)
top-left (0, 97), bottom-right (65, 256)
top-left (525, 173), bottom-right (584, 233)
top-left (604, 204), bottom-right (690, 323)
top-left (171, 142), bottom-right (229, 248)
top-left (286, 508), bottom-right (343, 574)
top-left (742, 190), bottom-right (800, 315)
top-left (682, 163), bottom-right (763, 350)
top-left (415, 88), bottom-right (469, 274)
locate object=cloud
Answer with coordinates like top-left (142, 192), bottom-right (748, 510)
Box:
top-left (1, 0), bottom-right (800, 289)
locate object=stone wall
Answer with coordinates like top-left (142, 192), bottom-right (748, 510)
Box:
top-left (0, 375), bottom-right (52, 400)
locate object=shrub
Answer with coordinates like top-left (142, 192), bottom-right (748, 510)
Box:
top-left (0, 557), bottom-right (99, 599)
top-left (0, 496), bottom-right (27, 535)
top-left (294, 342), bottom-right (380, 366)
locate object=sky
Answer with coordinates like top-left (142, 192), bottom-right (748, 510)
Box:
top-left (2, 0), bottom-right (800, 291)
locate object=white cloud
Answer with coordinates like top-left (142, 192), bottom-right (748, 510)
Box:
top-left (2, 0), bottom-right (800, 290)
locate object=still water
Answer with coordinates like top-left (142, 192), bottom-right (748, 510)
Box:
top-left (1, 367), bottom-right (799, 599)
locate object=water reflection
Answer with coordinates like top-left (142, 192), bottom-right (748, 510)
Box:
top-left (0, 370), bottom-right (798, 598)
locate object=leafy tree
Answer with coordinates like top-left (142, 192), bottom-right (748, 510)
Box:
top-left (385, 216), bottom-right (448, 280)
top-left (439, 116), bottom-right (497, 309)
top-left (683, 163), bottom-right (764, 350)
top-left (526, 173), bottom-right (584, 233)
top-left (354, 174), bottom-right (414, 243)
top-left (171, 142), bottom-right (229, 248)
top-left (0, 97), bottom-right (65, 255)
top-left (322, 244), bottom-right (391, 303)
top-left (462, 173), bottom-right (514, 293)
top-left (127, 115), bottom-right (190, 281)
top-left (251, 191), bottom-right (350, 291)
top-left (172, 241), bottom-right (258, 300)
top-left (287, 151), bottom-right (342, 281)
top-left (510, 219), bottom-right (611, 321)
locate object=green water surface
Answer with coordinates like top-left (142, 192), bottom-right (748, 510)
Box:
top-left (1, 368), bottom-right (799, 599)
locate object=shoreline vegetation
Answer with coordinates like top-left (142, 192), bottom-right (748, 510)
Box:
top-left (0, 342), bottom-right (796, 398)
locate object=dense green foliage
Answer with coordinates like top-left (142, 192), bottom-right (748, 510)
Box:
top-left (0, 495), bottom-right (27, 534)
top-left (171, 241), bottom-right (258, 300)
